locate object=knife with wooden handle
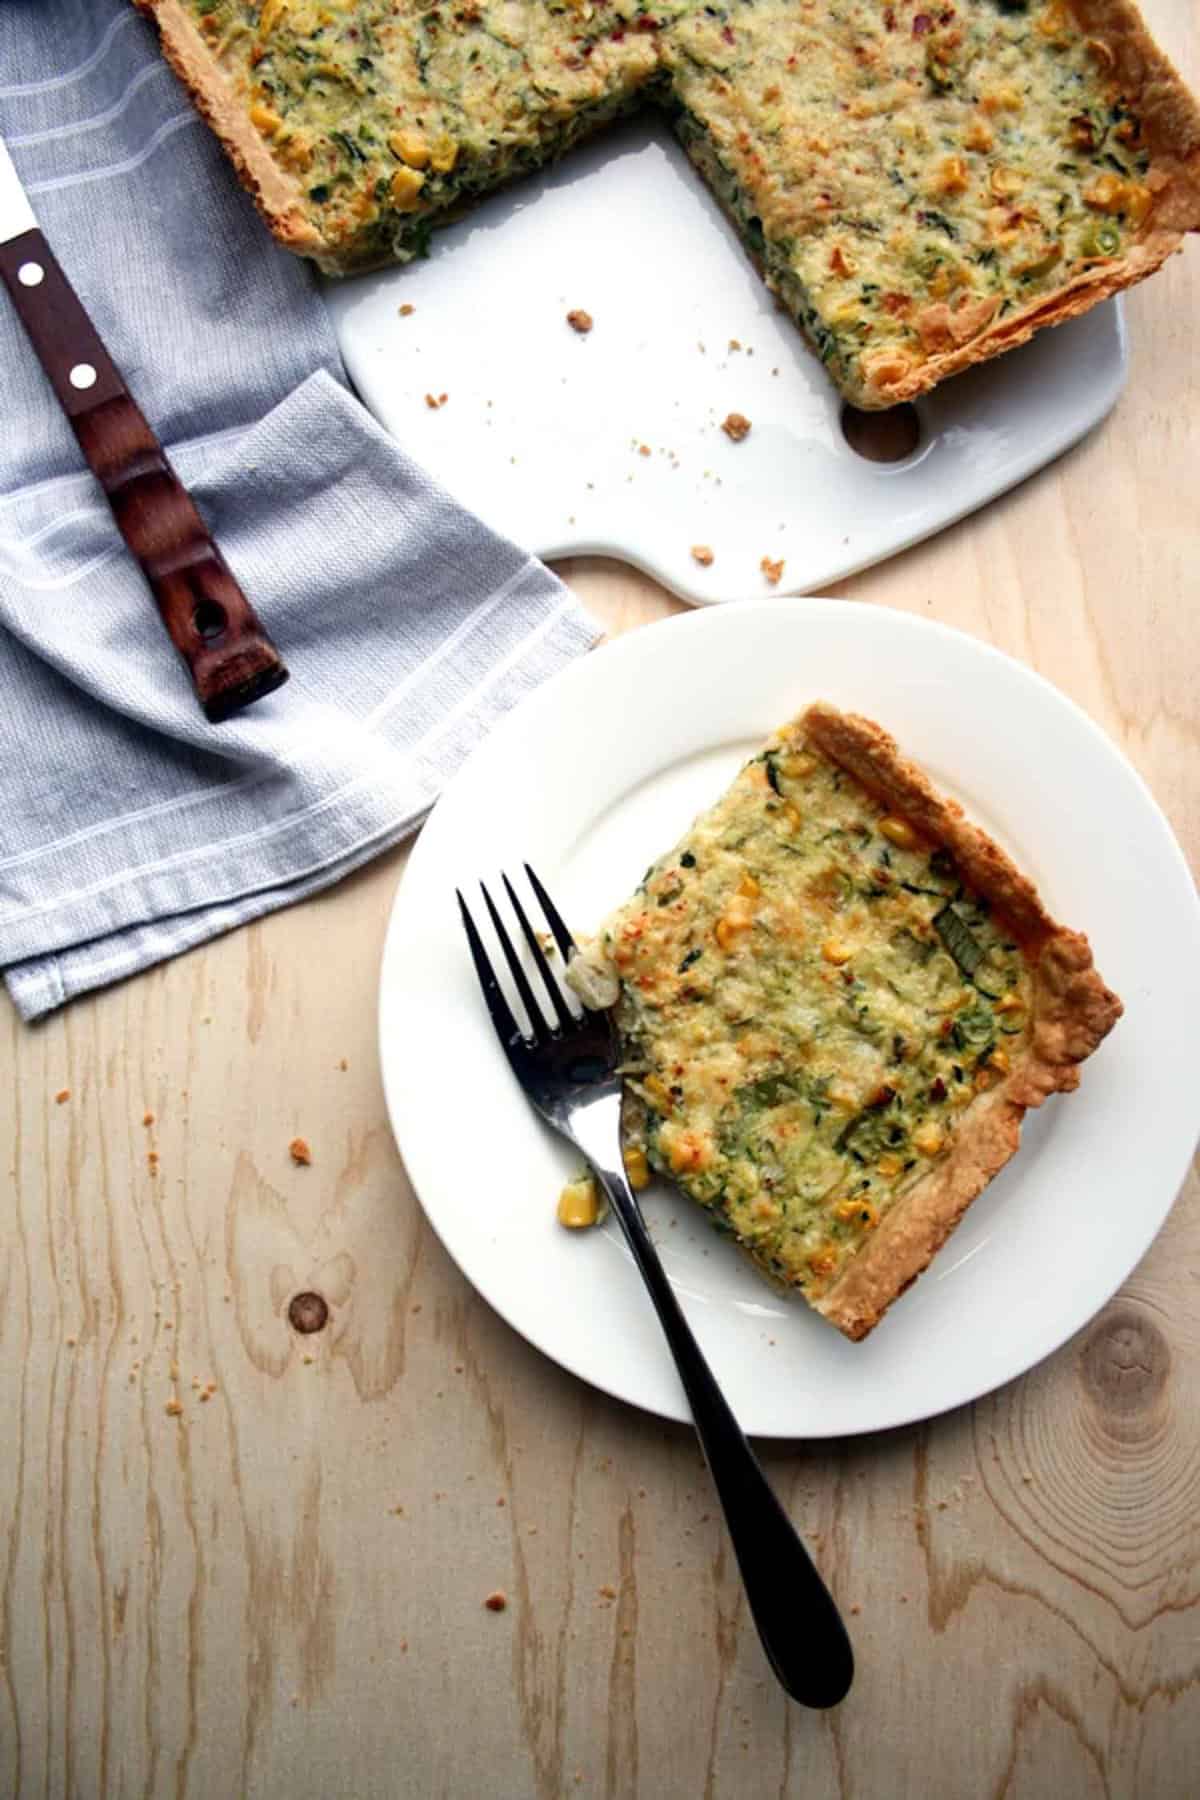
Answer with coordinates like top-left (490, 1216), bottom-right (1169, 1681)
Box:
top-left (0, 135), bottom-right (288, 723)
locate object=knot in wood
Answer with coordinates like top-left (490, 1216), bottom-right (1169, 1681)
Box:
top-left (1080, 1305), bottom-right (1168, 1418)
top-left (288, 1291), bottom-right (329, 1335)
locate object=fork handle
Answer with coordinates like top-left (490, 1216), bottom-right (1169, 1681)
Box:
top-left (572, 1116), bottom-right (854, 1708)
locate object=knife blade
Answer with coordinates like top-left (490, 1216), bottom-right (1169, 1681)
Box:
top-left (0, 135), bottom-right (288, 723)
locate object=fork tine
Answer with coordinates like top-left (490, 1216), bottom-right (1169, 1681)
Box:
top-left (457, 889), bottom-right (524, 1050)
top-left (502, 873), bottom-right (576, 1033)
top-left (524, 863), bottom-right (576, 960)
top-left (479, 880), bottom-right (547, 1043)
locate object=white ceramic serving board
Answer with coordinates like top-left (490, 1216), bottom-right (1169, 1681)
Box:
top-left (325, 115), bottom-right (1127, 605)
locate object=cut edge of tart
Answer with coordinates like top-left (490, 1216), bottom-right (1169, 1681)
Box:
top-left (569, 702), bottom-right (1123, 1342)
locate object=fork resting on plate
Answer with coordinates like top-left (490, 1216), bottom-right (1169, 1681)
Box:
top-left (458, 865), bottom-right (854, 1709)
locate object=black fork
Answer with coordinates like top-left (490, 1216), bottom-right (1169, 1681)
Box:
top-left (458, 866), bottom-right (854, 1709)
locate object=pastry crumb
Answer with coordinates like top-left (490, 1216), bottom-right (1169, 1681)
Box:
top-left (337, 1058), bottom-right (348, 1071)
top-left (728, 337), bottom-right (742, 351)
top-left (424, 392), bottom-right (448, 409)
top-left (638, 444), bottom-right (651, 457)
top-left (598, 1584), bottom-right (617, 1600)
top-left (566, 308), bottom-right (593, 334)
top-left (165, 1398), bottom-right (183, 1418)
top-left (289, 1137), bottom-right (312, 1166)
top-left (721, 412), bottom-right (751, 442)
top-left (760, 556), bottom-right (785, 586)
top-left (142, 1110), bottom-right (155, 1127)
top-left (690, 544), bottom-right (714, 567)
top-left (484, 1590), bottom-right (508, 1612)
top-left (55, 1089), bottom-right (70, 1105)
top-left (398, 302), bottom-right (415, 316)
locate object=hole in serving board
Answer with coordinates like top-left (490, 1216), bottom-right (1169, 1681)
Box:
top-left (839, 402), bottom-right (921, 464)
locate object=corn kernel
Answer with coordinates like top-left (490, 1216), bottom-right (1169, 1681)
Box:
top-left (1036, 1), bottom-right (1071, 41)
top-left (642, 1074), bottom-right (672, 1113)
top-left (737, 873), bottom-right (761, 900)
top-left (982, 86), bottom-right (1023, 114)
top-left (913, 1123), bottom-right (944, 1156)
top-left (258, 0), bottom-right (289, 36)
top-left (429, 134), bottom-right (459, 174)
top-left (995, 992), bottom-right (1024, 1014)
top-left (390, 130), bottom-right (431, 169)
top-left (835, 1196), bottom-right (878, 1227)
top-left (781, 804), bottom-right (803, 832)
top-left (1123, 182), bottom-right (1153, 226)
top-left (557, 1175), bottom-right (601, 1229)
top-left (990, 167), bottom-right (1023, 199)
top-left (715, 917), bottom-right (745, 950)
top-left (623, 1146), bottom-right (650, 1191)
top-left (822, 940), bottom-right (853, 966)
top-left (879, 815), bottom-right (919, 851)
top-left (250, 102), bottom-right (284, 137)
top-left (876, 1153), bottom-right (904, 1179)
top-left (987, 1047), bottom-right (1010, 1074)
top-left (665, 1130), bottom-right (711, 1174)
top-left (808, 1247), bottom-right (838, 1279)
top-left (950, 1084), bottom-right (972, 1108)
top-left (1084, 173), bottom-right (1126, 213)
top-left (781, 751), bottom-right (817, 778)
top-left (390, 167), bottom-right (427, 210)
top-left (964, 119), bottom-right (994, 153)
top-left (937, 156), bottom-right (969, 196)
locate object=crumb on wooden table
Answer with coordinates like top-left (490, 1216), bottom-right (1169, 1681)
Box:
top-left (721, 412), bottom-right (751, 442)
top-left (289, 1137), bottom-right (312, 1166)
top-left (484, 1590), bottom-right (508, 1612)
top-left (337, 1058), bottom-right (349, 1072)
top-left (690, 545), bottom-right (714, 567)
top-left (566, 308), bottom-right (593, 334)
top-left (760, 555), bottom-right (785, 586)
top-left (54, 1088), bottom-right (70, 1105)
top-left (165, 1398), bottom-right (183, 1418)
top-left (142, 1110), bottom-right (155, 1127)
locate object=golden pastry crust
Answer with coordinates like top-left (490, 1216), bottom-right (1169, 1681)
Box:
top-left (801, 703), bottom-right (1122, 1338)
top-left (132, 0), bottom-right (328, 260)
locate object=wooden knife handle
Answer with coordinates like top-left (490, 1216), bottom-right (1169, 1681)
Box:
top-left (0, 226), bottom-right (288, 722)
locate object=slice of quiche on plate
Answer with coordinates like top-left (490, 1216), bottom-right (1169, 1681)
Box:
top-left (568, 701), bottom-right (1122, 1341)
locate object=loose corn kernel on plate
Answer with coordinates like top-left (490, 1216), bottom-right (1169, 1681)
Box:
top-left (379, 600), bottom-right (1200, 1435)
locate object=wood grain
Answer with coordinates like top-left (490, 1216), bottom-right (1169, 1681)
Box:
top-left (2, 4), bottom-right (1198, 1789)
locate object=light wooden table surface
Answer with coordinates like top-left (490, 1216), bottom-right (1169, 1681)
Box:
top-left (4, 24), bottom-right (1200, 1800)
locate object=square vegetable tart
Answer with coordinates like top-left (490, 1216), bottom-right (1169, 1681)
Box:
top-left (138, 0), bottom-right (1200, 407)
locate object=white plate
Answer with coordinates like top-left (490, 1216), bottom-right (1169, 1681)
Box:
top-left (327, 116), bottom-right (1127, 606)
top-left (378, 601), bottom-right (1199, 1437)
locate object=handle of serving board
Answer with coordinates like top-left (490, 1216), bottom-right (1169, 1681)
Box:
top-left (0, 226), bottom-right (288, 722)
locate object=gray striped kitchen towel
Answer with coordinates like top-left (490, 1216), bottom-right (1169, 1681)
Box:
top-left (0, 1), bottom-right (600, 1022)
